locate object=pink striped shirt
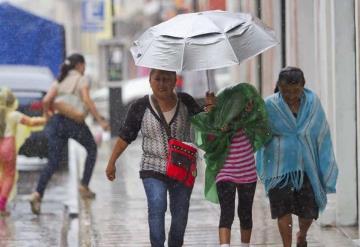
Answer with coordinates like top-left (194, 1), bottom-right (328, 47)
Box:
top-left (216, 129), bottom-right (257, 184)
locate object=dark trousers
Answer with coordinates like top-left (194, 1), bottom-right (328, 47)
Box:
top-left (216, 181), bottom-right (257, 230)
top-left (36, 114), bottom-right (97, 197)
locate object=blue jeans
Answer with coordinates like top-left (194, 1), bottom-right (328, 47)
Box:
top-left (36, 114), bottom-right (97, 197)
top-left (142, 178), bottom-right (192, 247)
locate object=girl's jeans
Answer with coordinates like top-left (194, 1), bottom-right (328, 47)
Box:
top-left (142, 178), bottom-right (192, 247)
top-left (36, 114), bottom-right (97, 197)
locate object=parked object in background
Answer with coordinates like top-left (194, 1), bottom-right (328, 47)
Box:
top-left (0, 66), bottom-right (53, 116)
top-left (0, 3), bottom-right (65, 76)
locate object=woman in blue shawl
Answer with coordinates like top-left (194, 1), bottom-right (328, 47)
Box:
top-left (256, 67), bottom-right (338, 247)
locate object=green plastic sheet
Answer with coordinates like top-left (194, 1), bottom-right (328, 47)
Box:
top-left (191, 83), bottom-right (272, 203)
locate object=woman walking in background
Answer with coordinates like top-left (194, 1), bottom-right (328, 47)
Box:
top-left (256, 67), bottom-right (338, 247)
top-left (29, 53), bottom-right (109, 215)
top-left (0, 87), bottom-right (46, 216)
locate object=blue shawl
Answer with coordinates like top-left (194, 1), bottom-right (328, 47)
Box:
top-left (256, 88), bottom-right (338, 211)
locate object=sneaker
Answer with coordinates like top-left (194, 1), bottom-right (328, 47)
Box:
top-left (79, 185), bottom-right (96, 199)
top-left (29, 192), bottom-right (41, 215)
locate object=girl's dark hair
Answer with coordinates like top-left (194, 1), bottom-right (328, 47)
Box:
top-left (274, 66), bottom-right (306, 93)
top-left (57, 53), bottom-right (85, 82)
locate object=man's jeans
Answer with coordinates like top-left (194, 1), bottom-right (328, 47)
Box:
top-left (142, 178), bottom-right (192, 247)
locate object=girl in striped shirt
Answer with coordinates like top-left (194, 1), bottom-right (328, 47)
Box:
top-left (193, 83), bottom-right (271, 247)
top-left (214, 102), bottom-right (257, 247)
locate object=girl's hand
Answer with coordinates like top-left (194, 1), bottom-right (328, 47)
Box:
top-left (44, 110), bottom-right (54, 119)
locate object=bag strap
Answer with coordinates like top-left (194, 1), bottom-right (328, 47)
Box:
top-left (151, 95), bottom-right (172, 139)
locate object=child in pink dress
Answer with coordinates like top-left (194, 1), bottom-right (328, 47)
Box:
top-left (0, 87), bottom-right (46, 216)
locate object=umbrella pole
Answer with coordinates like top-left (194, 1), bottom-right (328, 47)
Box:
top-left (205, 70), bottom-right (215, 108)
top-left (206, 70), bottom-right (211, 93)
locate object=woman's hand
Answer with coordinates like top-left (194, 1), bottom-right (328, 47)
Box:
top-left (204, 91), bottom-right (216, 112)
top-left (106, 162), bottom-right (116, 181)
top-left (99, 118), bottom-right (110, 131)
top-left (105, 138), bottom-right (128, 181)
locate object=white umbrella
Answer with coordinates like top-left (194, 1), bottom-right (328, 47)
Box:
top-left (130, 10), bottom-right (278, 73)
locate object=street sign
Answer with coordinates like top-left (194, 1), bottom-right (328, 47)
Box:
top-left (81, 0), bottom-right (104, 32)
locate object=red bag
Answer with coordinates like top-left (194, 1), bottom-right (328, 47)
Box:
top-left (151, 95), bottom-right (197, 187)
top-left (166, 138), bottom-right (197, 187)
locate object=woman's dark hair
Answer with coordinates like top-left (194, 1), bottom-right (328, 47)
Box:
top-left (274, 66), bottom-right (306, 93)
top-left (57, 53), bottom-right (85, 82)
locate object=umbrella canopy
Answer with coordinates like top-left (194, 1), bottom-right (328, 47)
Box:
top-left (131, 10), bottom-right (278, 72)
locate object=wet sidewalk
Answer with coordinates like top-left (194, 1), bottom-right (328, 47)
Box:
top-left (0, 140), bottom-right (81, 247)
top-left (80, 138), bottom-right (357, 247)
top-left (0, 169), bottom-right (71, 247)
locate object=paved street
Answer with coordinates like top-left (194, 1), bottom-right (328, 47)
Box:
top-left (0, 138), bottom-right (357, 246)
top-left (79, 139), bottom-right (357, 247)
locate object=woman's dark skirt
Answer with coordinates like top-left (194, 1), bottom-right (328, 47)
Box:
top-left (268, 174), bottom-right (319, 219)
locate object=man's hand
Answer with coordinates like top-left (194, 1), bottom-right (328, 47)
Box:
top-left (106, 163), bottom-right (116, 181)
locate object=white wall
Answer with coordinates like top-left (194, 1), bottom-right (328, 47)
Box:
top-left (355, 0), bottom-right (360, 229)
top-left (313, 0), bottom-right (337, 226)
top-left (285, 0), bottom-right (358, 226)
top-left (260, 0), bottom-right (282, 96)
top-left (331, 0), bottom-right (357, 226)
